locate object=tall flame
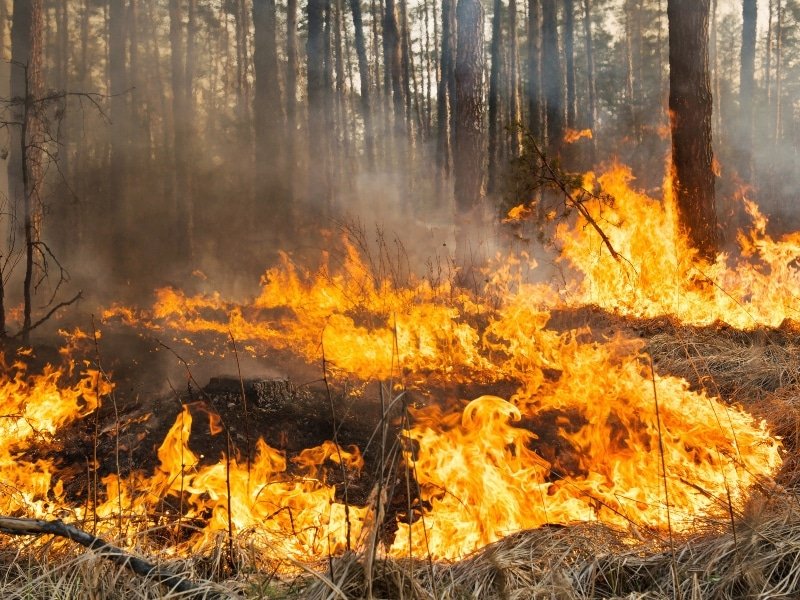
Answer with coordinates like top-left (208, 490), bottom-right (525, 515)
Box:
top-left (6, 162), bottom-right (791, 567)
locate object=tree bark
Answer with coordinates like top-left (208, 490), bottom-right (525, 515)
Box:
top-left (307, 0), bottom-right (329, 212)
top-left (487, 0), bottom-right (504, 193)
top-left (507, 0), bottom-right (521, 156)
top-left (436, 0), bottom-right (455, 174)
top-left (453, 0), bottom-right (485, 260)
top-left (527, 0), bottom-right (542, 139)
top-left (540, 0), bottom-right (562, 150)
top-left (738, 0), bottom-right (756, 180)
top-left (349, 0), bottom-right (374, 166)
top-left (582, 0), bottom-right (596, 143)
top-left (253, 0), bottom-right (290, 227)
top-left (169, 0), bottom-right (193, 263)
top-left (563, 0), bottom-right (576, 129)
top-left (668, 0), bottom-right (718, 259)
top-left (286, 0), bottom-right (298, 196)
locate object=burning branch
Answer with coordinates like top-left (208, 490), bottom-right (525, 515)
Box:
top-left (0, 516), bottom-right (224, 598)
top-left (523, 133), bottom-right (623, 263)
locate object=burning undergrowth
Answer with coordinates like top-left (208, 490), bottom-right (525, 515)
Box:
top-left (0, 163), bottom-right (798, 597)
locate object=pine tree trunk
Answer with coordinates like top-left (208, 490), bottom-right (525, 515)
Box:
top-left (507, 0), bottom-right (520, 156)
top-left (454, 0), bottom-right (485, 260)
top-left (253, 0), bottom-right (290, 226)
top-left (286, 0), bottom-right (298, 194)
top-left (563, 0), bottom-right (576, 129)
top-left (169, 0), bottom-right (193, 263)
top-left (108, 0), bottom-right (127, 270)
top-left (384, 0), bottom-right (404, 139)
top-left (540, 0), bottom-right (562, 150)
top-left (349, 0), bottom-right (374, 166)
top-left (774, 0), bottom-right (782, 144)
top-left (582, 0), bottom-right (596, 140)
top-left (437, 0), bottom-right (454, 173)
top-left (307, 0), bottom-right (328, 212)
top-left (738, 0), bottom-right (756, 180)
top-left (668, 0), bottom-right (718, 259)
top-left (527, 0), bottom-right (542, 139)
top-left (487, 0), bottom-right (503, 193)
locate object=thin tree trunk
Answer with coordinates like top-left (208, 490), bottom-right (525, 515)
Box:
top-left (710, 0), bottom-right (721, 139)
top-left (738, 0), bottom-right (756, 180)
top-left (563, 0), bottom-right (576, 129)
top-left (169, 0), bottom-right (193, 263)
top-left (437, 0), bottom-right (454, 174)
top-left (254, 0), bottom-right (289, 226)
top-left (334, 0), bottom-right (351, 165)
top-left (286, 0), bottom-right (298, 195)
top-left (349, 0), bottom-right (374, 166)
top-left (527, 0), bottom-right (542, 139)
top-left (384, 0), bottom-right (403, 139)
top-left (508, 0), bottom-right (521, 156)
top-left (487, 0), bottom-right (503, 193)
top-left (424, 0), bottom-right (433, 134)
top-left (108, 0), bottom-right (127, 270)
top-left (765, 0), bottom-right (773, 107)
top-left (307, 0), bottom-right (328, 212)
top-left (582, 0), bottom-right (596, 144)
top-left (541, 0), bottom-right (562, 150)
top-left (774, 0), bottom-right (782, 144)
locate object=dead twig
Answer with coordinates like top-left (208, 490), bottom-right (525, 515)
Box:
top-left (0, 516), bottom-right (225, 598)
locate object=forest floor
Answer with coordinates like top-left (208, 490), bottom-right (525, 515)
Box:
top-left (2, 306), bottom-right (800, 598)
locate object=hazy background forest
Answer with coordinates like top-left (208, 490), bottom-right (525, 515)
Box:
top-left (0, 0), bottom-right (798, 326)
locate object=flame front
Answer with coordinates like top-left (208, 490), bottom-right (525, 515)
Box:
top-left (5, 162), bottom-right (791, 567)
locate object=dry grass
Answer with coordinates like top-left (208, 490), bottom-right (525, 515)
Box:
top-left (0, 540), bottom-right (244, 599)
top-left (6, 322), bottom-right (800, 598)
top-left (299, 494), bottom-right (800, 599)
top-left (646, 328), bottom-right (800, 400)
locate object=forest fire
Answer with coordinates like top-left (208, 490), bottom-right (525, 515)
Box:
top-left (2, 164), bottom-right (787, 572)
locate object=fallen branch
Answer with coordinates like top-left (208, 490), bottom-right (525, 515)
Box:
top-left (0, 516), bottom-right (225, 598)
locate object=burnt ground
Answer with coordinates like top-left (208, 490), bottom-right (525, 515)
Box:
top-left (13, 306), bottom-right (800, 548)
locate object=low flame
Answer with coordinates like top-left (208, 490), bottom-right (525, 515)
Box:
top-left (3, 162), bottom-right (791, 567)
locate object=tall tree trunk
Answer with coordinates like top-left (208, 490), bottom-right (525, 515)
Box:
top-left (738, 0), bottom-right (756, 180)
top-left (334, 0), bottom-right (351, 167)
top-left (623, 0), bottom-right (635, 140)
top-left (774, 0), bottom-right (782, 144)
top-left (10, 0), bottom-right (43, 340)
top-left (487, 0), bottom-right (503, 193)
top-left (765, 0), bottom-right (773, 108)
top-left (169, 0), bottom-right (193, 263)
top-left (540, 0), bottom-right (562, 151)
top-left (582, 0), bottom-right (596, 147)
top-left (667, 0), bottom-right (718, 259)
top-left (384, 0), bottom-right (403, 139)
top-left (527, 0), bottom-right (542, 139)
top-left (286, 0), bottom-right (298, 195)
top-left (710, 0), bottom-right (721, 139)
top-left (508, 0), bottom-right (521, 156)
top-left (253, 0), bottom-right (290, 228)
top-left (307, 0), bottom-right (328, 213)
top-left (423, 0), bottom-right (433, 134)
top-left (399, 0), bottom-right (414, 140)
top-left (563, 0), bottom-right (576, 129)
top-left (235, 0), bottom-right (250, 124)
top-left (349, 0), bottom-right (374, 166)
top-left (108, 0), bottom-right (127, 271)
top-left (453, 0), bottom-right (485, 260)
top-left (436, 0), bottom-right (454, 173)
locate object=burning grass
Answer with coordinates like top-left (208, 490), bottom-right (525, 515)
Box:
top-left (3, 163), bottom-right (800, 596)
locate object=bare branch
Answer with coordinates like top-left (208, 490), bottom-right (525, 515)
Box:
top-left (0, 516), bottom-right (224, 598)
